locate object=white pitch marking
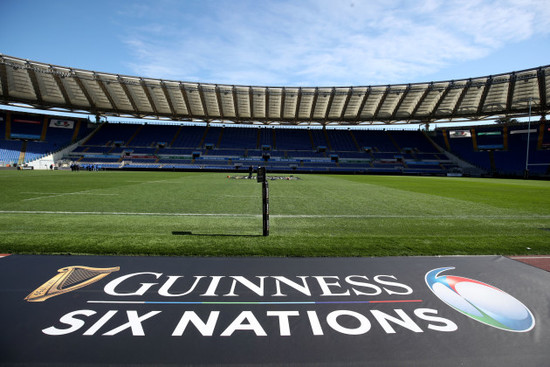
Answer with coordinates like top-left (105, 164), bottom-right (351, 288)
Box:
top-left (0, 210), bottom-right (549, 220)
top-left (22, 190), bottom-right (118, 201)
top-left (22, 191), bottom-right (118, 195)
top-left (0, 210), bottom-right (260, 217)
top-left (22, 192), bottom-right (72, 194)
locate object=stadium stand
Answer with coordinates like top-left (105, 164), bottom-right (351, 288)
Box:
top-left (1, 108), bottom-right (549, 178)
top-left (60, 122), bottom-right (458, 175)
top-left (435, 122), bottom-right (550, 177)
top-left (0, 140), bottom-right (22, 166)
top-left (0, 110), bottom-right (93, 167)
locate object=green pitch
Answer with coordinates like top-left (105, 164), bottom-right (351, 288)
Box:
top-left (0, 170), bottom-right (549, 257)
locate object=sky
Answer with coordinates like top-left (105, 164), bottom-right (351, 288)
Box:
top-left (1, 0), bottom-right (549, 89)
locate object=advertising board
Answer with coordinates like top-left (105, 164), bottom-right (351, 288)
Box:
top-left (1, 255), bottom-right (548, 366)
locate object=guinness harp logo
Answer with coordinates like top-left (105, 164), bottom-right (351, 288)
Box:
top-left (25, 266), bottom-right (120, 302)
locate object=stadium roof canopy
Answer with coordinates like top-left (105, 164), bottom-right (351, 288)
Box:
top-left (0, 54), bottom-right (548, 126)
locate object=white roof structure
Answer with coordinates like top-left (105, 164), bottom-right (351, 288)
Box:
top-left (0, 54), bottom-right (548, 125)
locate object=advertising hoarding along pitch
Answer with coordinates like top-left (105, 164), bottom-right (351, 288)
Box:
top-left (0, 255), bottom-right (548, 366)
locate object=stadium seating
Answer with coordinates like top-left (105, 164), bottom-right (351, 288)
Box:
top-left (0, 119), bottom-right (469, 174)
top-left (435, 123), bottom-right (550, 177)
top-left (0, 111), bottom-right (92, 166)
top-left (0, 140), bottom-right (23, 166)
top-left (2, 109), bottom-right (548, 177)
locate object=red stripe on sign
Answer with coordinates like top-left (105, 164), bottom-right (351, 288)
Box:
top-left (14, 119), bottom-right (41, 124)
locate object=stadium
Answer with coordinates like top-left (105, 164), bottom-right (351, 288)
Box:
top-left (1, 1), bottom-right (550, 364)
top-left (0, 53), bottom-right (549, 256)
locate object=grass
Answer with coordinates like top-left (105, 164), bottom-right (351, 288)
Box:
top-left (0, 170), bottom-right (549, 257)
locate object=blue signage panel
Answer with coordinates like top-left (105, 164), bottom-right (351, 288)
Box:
top-left (0, 255), bottom-right (548, 366)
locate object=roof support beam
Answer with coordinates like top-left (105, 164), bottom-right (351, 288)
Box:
top-left (373, 86), bottom-right (391, 121)
top-left (215, 85), bottom-right (225, 119)
top-left (280, 87), bottom-right (286, 121)
top-left (430, 82), bottom-right (454, 119)
top-left (0, 58), bottom-right (10, 99)
top-left (93, 74), bottom-right (118, 114)
top-left (263, 88), bottom-right (269, 120)
top-left (477, 77), bottom-right (493, 115)
top-left (537, 68), bottom-right (547, 111)
top-left (197, 85), bottom-right (209, 117)
top-left (294, 88), bottom-right (302, 124)
top-left (140, 78), bottom-right (159, 116)
top-left (72, 72), bottom-right (96, 113)
top-left (231, 86), bottom-right (239, 120)
top-left (265, 89), bottom-right (270, 119)
top-left (309, 87), bottom-right (319, 121)
top-left (391, 85), bottom-right (410, 120)
top-left (116, 76), bottom-right (138, 115)
top-left (506, 73), bottom-right (517, 112)
top-left (179, 83), bottom-right (193, 118)
top-left (452, 81), bottom-right (472, 116)
top-left (160, 81), bottom-right (177, 118)
top-left (50, 67), bottom-right (72, 108)
top-left (354, 87), bottom-right (371, 123)
top-left (323, 87), bottom-right (336, 122)
top-left (26, 62), bottom-right (43, 104)
top-left (339, 88), bottom-right (353, 121)
top-left (249, 87), bottom-right (254, 119)
top-left (410, 83), bottom-right (433, 119)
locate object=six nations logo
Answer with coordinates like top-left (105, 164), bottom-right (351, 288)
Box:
top-left (24, 264), bottom-right (536, 334)
top-left (425, 267), bottom-right (535, 332)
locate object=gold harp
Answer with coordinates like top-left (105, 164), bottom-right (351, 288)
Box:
top-left (25, 265), bottom-right (120, 302)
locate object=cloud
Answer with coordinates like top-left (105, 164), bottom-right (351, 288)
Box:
top-left (119, 0), bottom-right (550, 86)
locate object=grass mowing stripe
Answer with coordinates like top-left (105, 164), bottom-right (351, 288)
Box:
top-left (0, 171), bottom-right (549, 257)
